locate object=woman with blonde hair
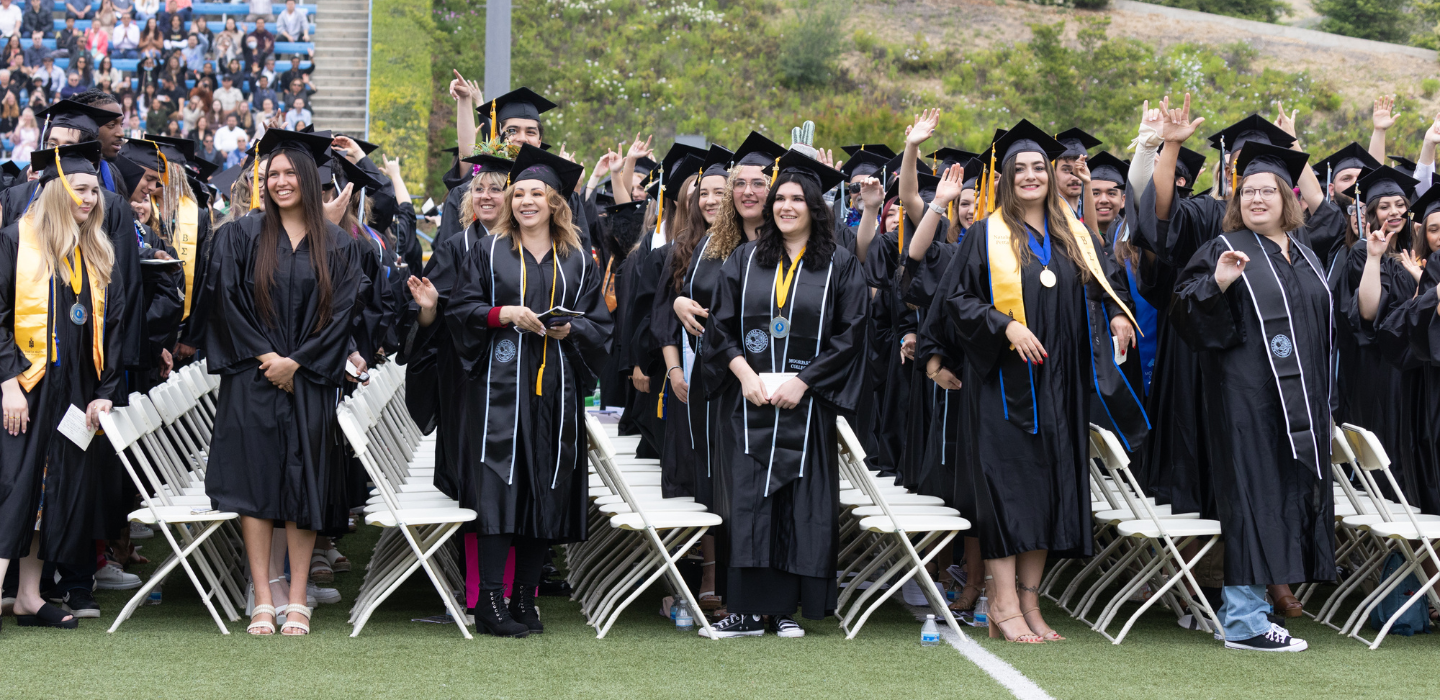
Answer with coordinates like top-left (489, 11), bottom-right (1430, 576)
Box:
top-left (0, 142), bottom-right (122, 629)
top-left (441, 145), bottom-right (612, 637)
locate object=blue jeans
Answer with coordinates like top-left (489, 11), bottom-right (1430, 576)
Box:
top-left (1219, 585), bottom-right (1272, 640)
top-left (114, 48), bottom-right (139, 59)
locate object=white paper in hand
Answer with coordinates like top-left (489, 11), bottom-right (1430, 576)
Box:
top-left (1113, 337), bottom-right (1128, 365)
top-left (58, 404), bottom-right (96, 450)
top-left (758, 372), bottom-right (797, 400)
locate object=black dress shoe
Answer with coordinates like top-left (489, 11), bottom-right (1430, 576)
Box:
top-left (508, 587), bottom-right (543, 634)
top-left (474, 590), bottom-right (529, 638)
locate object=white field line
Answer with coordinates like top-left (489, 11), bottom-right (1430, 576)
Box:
top-left (904, 603), bottom-right (1054, 700)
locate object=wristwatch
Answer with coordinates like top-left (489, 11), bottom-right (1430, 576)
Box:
top-left (927, 201), bottom-right (947, 216)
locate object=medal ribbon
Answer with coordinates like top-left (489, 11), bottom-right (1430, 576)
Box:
top-left (1027, 217), bottom-right (1052, 267)
top-left (773, 246), bottom-right (806, 311)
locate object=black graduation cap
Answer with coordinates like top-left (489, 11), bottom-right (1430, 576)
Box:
top-left (960, 158), bottom-right (980, 189)
top-left (882, 153), bottom-right (932, 186)
top-left (335, 156), bottom-right (383, 192)
top-left (36, 99), bottom-right (116, 137)
top-left (700, 144), bottom-right (734, 179)
top-left (840, 144), bottom-right (897, 159)
top-left (119, 139), bottom-right (164, 172)
top-left (1205, 114), bottom-right (1296, 153)
top-left (1088, 151), bottom-right (1129, 188)
top-left (186, 156), bottom-right (220, 181)
top-left (1054, 128), bottom-right (1101, 159)
top-left (1314, 143), bottom-right (1380, 181)
top-left (660, 143), bottom-right (708, 179)
top-left (733, 131), bottom-right (786, 168)
top-left (765, 149), bottom-right (845, 194)
top-left (927, 147), bottom-right (977, 173)
top-left (634, 156), bottom-right (658, 176)
top-left (1340, 165), bottom-right (1418, 205)
top-left (257, 128), bottom-right (334, 163)
top-left (1409, 180), bottom-right (1440, 223)
top-left (1390, 155), bottom-right (1418, 178)
top-left (646, 153), bottom-right (703, 203)
top-left (1170, 145), bottom-right (1207, 184)
top-left (883, 171), bottom-right (941, 203)
top-left (439, 146), bottom-right (460, 158)
top-left (840, 149), bottom-right (889, 180)
top-left (0, 161), bottom-right (20, 185)
top-left (460, 152), bottom-right (514, 176)
top-left (981, 119), bottom-right (1067, 166)
top-left (477, 87), bottom-right (557, 124)
top-left (210, 162), bottom-right (243, 193)
top-left (31, 141), bottom-right (101, 185)
top-left (508, 143), bottom-right (584, 198)
top-left (1235, 142), bottom-right (1310, 189)
top-left (146, 133), bottom-right (196, 164)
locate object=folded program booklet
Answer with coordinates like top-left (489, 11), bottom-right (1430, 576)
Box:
top-left (535, 306), bottom-right (586, 327)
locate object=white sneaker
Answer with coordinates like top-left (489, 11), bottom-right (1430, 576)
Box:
top-left (1224, 624), bottom-right (1307, 652)
top-left (307, 580), bottom-right (341, 605)
top-left (94, 562), bottom-right (142, 590)
top-left (771, 615), bottom-right (805, 638)
top-left (129, 522), bottom-right (155, 539)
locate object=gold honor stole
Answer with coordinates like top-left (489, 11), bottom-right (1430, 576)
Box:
top-left (174, 196), bottom-right (199, 318)
top-left (15, 218), bottom-right (106, 391)
top-left (984, 209), bottom-right (1138, 336)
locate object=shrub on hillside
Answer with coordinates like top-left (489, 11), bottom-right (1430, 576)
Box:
top-left (1140, 0), bottom-right (1288, 23)
top-left (778, 0), bottom-right (844, 88)
top-left (1313, 0), bottom-right (1416, 44)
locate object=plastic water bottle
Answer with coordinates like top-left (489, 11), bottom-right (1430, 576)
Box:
top-left (921, 614), bottom-right (940, 645)
top-left (145, 586), bottom-right (162, 606)
top-left (670, 598), bottom-right (679, 623)
top-left (974, 596), bottom-right (988, 627)
top-left (675, 600), bottom-right (694, 630)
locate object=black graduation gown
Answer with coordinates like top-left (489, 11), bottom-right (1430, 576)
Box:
top-left (911, 239), bottom-right (964, 502)
top-left (894, 233), bottom-right (952, 493)
top-left (1171, 233), bottom-right (1335, 586)
top-left (617, 234), bottom-right (665, 458)
top-left (134, 222), bottom-right (185, 393)
top-left (865, 228), bottom-right (907, 473)
top-left (702, 241), bottom-right (869, 618)
top-left (943, 221), bottom-right (1127, 560)
top-left (0, 227), bottom-right (124, 563)
top-left (445, 234), bottom-right (612, 541)
top-left (204, 217), bottom-right (362, 530)
top-left (433, 184), bottom-right (469, 249)
top-left (1372, 252), bottom-right (1440, 514)
top-left (597, 200), bottom-right (647, 412)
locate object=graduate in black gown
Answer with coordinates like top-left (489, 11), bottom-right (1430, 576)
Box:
top-left (0, 143), bottom-right (124, 629)
top-left (1361, 182), bottom-right (1440, 514)
top-left (943, 121), bottom-right (1142, 644)
top-left (204, 130), bottom-right (363, 636)
top-left (699, 149), bottom-right (868, 638)
top-left (1169, 141), bottom-right (1332, 653)
top-left (444, 145), bottom-right (612, 638)
top-left (128, 196), bottom-right (185, 394)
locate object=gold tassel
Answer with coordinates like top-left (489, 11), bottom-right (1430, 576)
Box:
top-left (490, 100), bottom-right (498, 142)
top-left (656, 377), bottom-right (667, 418)
top-left (54, 157), bottom-right (82, 206)
top-left (656, 166), bottom-right (665, 235)
top-left (770, 156), bottom-right (780, 187)
top-left (898, 203), bottom-right (905, 257)
top-left (250, 151), bottom-right (261, 211)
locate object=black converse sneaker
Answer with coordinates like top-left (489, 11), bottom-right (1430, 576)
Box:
top-left (770, 614), bottom-right (805, 638)
top-left (1224, 623), bottom-right (1308, 652)
top-left (698, 613), bottom-right (764, 638)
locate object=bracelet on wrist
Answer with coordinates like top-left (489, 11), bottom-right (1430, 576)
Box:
top-left (927, 201), bottom-right (947, 216)
top-left (667, 365), bottom-right (683, 376)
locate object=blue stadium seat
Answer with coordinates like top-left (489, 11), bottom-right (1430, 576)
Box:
top-left (19, 39), bottom-right (59, 50)
top-left (52, 19), bottom-right (93, 31)
top-left (273, 42), bottom-right (312, 55)
top-left (112, 59), bottom-right (139, 72)
top-left (191, 3), bottom-right (317, 14)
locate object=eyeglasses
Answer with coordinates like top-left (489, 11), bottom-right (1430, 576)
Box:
top-left (1240, 187), bottom-right (1279, 200)
top-left (735, 179), bottom-right (769, 192)
top-left (846, 183), bottom-right (862, 194)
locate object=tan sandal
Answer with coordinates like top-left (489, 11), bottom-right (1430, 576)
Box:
top-left (949, 584), bottom-right (982, 612)
top-left (279, 604), bottom-right (311, 635)
top-left (247, 604), bottom-right (277, 636)
top-left (1022, 608), bottom-right (1064, 641)
top-left (989, 613), bottom-right (1044, 643)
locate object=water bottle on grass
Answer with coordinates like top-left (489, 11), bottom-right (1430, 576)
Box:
top-left (974, 596), bottom-right (988, 627)
top-left (675, 600), bottom-right (694, 630)
top-left (921, 614), bottom-right (939, 645)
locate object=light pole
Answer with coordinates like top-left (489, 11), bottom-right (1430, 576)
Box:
top-left (485, 0), bottom-right (511, 100)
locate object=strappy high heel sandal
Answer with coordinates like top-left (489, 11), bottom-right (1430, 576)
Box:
top-left (988, 613), bottom-right (1044, 643)
top-left (279, 604), bottom-right (311, 635)
top-left (1022, 608), bottom-right (1064, 641)
top-left (949, 583), bottom-right (983, 612)
top-left (247, 604), bottom-right (277, 635)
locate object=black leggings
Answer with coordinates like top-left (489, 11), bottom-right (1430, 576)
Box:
top-left (476, 534), bottom-right (549, 592)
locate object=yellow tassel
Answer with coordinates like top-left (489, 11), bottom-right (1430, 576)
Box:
top-left (947, 200), bottom-right (955, 223)
top-left (54, 157), bottom-right (82, 206)
top-left (898, 203), bottom-right (905, 257)
top-left (250, 151), bottom-right (261, 211)
top-left (656, 377), bottom-right (667, 418)
top-left (770, 156), bottom-right (780, 188)
top-left (656, 166), bottom-right (665, 236)
top-left (490, 100), bottom-right (498, 142)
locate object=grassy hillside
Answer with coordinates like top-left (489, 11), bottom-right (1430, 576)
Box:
top-left (407, 0), bottom-right (1432, 198)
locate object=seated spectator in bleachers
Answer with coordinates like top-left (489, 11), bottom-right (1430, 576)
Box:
top-left (162, 14), bottom-right (186, 53)
top-left (1, 35), bottom-right (18, 65)
top-left (245, 17), bottom-right (273, 63)
top-left (279, 76), bottom-right (309, 110)
top-left (95, 0), bottom-right (116, 32)
top-left (6, 52), bottom-right (22, 76)
top-left (254, 94), bottom-right (273, 132)
top-left (159, 51), bottom-right (182, 88)
top-left (57, 17), bottom-right (83, 58)
top-left (223, 131), bottom-right (246, 166)
top-left (276, 0), bottom-right (308, 43)
top-left (134, 0), bottom-right (157, 24)
top-left (112, 13), bottom-right (142, 59)
top-left (282, 96), bottom-right (308, 129)
top-left (162, 110), bottom-right (179, 135)
top-left (21, 31), bottom-right (45, 66)
top-left (249, 72), bottom-right (274, 110)
top-left (222, 56), bottom-right (242, 84)
top-left (191, 111), bottom-right (207, 138)
top-left (233, 98), bottom-right (253, 132)
top-left (144, 91), bottom-right (170, 128)
top-left (95, 56), bottom-right (122, 92)
top-left (180, 91), bottom-right (203, 132)
top-left (124, 111), bottom-right (141, 138)
top-left (246, 0), bottom-right (271, 22)
top-left (0, 0), bottom-right (23, 41)
top-left (213, 73), bottom-right (242, 118)
top-left (118, 89), bottom-right (135, 119)
top-left (34, 55), bottom-right (64, 95)
top-left (10, 105), bottom-right (36, 160)
top-left (0, 89), bottom-right (17, 133)
top-left (21, 0), bottom-right (48, 37)
top-left (25, 78), bottom-right (44, 109)
top-left (70, 54), bottom-right (91, 85)
top-left (277, 52), bottom-right (313, 92)
top-left (139, 17), bottom-right (162, 59)
top-left (83, 19), bottom-right (109, 61)
top-left (260, 53), bottom-right (275, 82)
top-left (189, 16), bottom-right (210, 50)
top-left (214, 111), bottom-right (243, 149)
top-left (111, 0), bottom-right (134, 18)
top-left (161, 0), bottom-right (191, 29)
top-left (181, 34), bottom-right (205, 72)
top-left (66, 0), bottom-right (93, 21)
top-left (195, 59), bottom-right (216, 88)
top-left (197, 129), bottom-right (220, 164)
top-left (136, 54), bottom-right (158, 90)
top-left (155, 74), bottom-right (180, 104)
top-left (58, 70), bottom-right (84, 99)
top-left (212, 30), bottom-right (237, 67)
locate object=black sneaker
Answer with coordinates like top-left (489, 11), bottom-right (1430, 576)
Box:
top-left (770, 614), bottom-right (805, 638)
top-left (62, 589), bottom-right (100, 619)
top-left (698, 613), bottom-right (764, 638)
top-left (1225, 624), bottom-right (1307, 652)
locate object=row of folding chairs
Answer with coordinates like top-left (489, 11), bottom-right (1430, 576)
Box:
top-left (102, 361), bottom-right (251, 633)
top-left (566, 414), bottom-right (721, 638)
top-left (334, 362), bottom-right (476, 638)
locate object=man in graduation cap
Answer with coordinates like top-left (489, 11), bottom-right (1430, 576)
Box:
top-left (476, 87), bottom-right (591, 251)
top-left (71, 88), bottom-right (129, 196)
top-left (1088, 152), bottom-right (1128, 244)
top-left (1055, 127), bottom-right (1102, 219)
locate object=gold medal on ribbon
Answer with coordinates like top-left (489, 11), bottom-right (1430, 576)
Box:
top-left (1039, 267), bottom-right (1057, 288)
top-left (772, 247), bottom-right (805, 338)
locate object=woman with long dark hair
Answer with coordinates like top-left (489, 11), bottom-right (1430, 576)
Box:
top-left (204, 130), bottom-right (362, 636)
top-left (944, 120), bottom-right (1142, 643)
top-left (444, 145), bottom-right (612, 637)
top-left (699, 150), bottom-right (868, 638)
top-left (0, 143), bottom-right (122, 629)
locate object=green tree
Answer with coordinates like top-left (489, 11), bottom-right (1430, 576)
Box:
top-left (1313, 0), bottom-right (1417, 44)
top-left (1142, 0), bottom-right (1289, 22)
top-left (777, 0), bottom-right (844, 88)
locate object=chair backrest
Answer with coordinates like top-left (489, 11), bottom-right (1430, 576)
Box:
top-left (1329, 426), bottom-right (1371, 516)
top-left (584, 413), bottom-right (659, 530)
top-left (1088, 424), bottom-right (1175, 537)
top-left (101, 405), bottom-right (178, 514)
top-left (1341, 423), bottom-right (1427, 533)
top-left (836, 417), bottom-right (907, 525)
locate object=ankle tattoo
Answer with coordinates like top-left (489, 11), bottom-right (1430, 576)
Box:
top-left (1017, 582), bottom-right (1040, 594)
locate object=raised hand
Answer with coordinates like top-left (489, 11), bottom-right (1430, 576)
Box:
top-left (933, 163), bottom-right (965, 204)
top-left (906, 108), bottom-right (941, 146)
top-left (1399, 248), bottom-right (1425, 283)
top-left (815, 148), bottom-right (835, 168)
top-left (407, 275), bottom-right (438, 310)
top-left (859, 176), bottom-right (884, 210)
top-left (1365, 228), bottom-right (1394, 259)
top-left (1214, 249), bottom-right (1249, 291)
top-left (593, 150), bottom-right (622, 179)
top-left (1161, 93), bottom-right (1204, 144)
top-left (1274, 101), bottom-right (1299, 138)
top-left (626, 132), bottom-right (654, 161)
top-left (1424, 113), bottom-right (1440, 146)
top-left (1139, 97), bottom-right (1166, 133)
top-left (323, 182), bottom-right (353, 224)
top-left (1373, 95), bottom-right (1398, 131)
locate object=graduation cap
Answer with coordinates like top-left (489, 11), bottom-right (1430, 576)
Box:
top-left (1205, 114), bottom-right (1296, 153)
top-left (883, 171), bottom-right (941, 203)
top-left (257, 128), bottom-right (334, 163)
top-left (840, 144), bottom-right (897, 159)
top-left (31, 141), bottom-right (101, 185)
top-left (881, 153), bottom-right (933, 187)
top-left (1389, 155), bottom-right (1418, 178)
top-left (765, 149), bottom-right (846, 194)
top-left (476, 87), bottom-right (557, 124)
top-left (1087, 152), bottom-right (1129, 188)
top-left (0, 160), bottom-right (20, 187)
top-left (36, 99), bottom-right (116, 138)
top-left (1314, 143), bottom-right (1380, 182)
top-left (700, 144), bottom-right (734, 179)
top-left (733, 131), bottom-right (787, 168)
top-left (145, 133), bottom-right (196, 164)
top-left (1408, 179), bottom-right (1440, 224)
top-left (927, 147), bottom-right (977, 173)
top-left (960, 158), bottom-right (981, 189)
top-left (119, 139), bottom-right (164, 172)
top-left (186, 156), bottom-right (220, 182)
top-left (1054, 128), bottom-right (1101, 160)
top-left (981, 119), bottom-right (1068, 166)
top-left (660, 143), bottom-right (708, 178)
top-left (1234, 142), bottom-right (1310, 189)
top-left (460, 152), bottom-right (514, 176)
top-left (508, 143), bottom-right (584, 198)
top-left (210, 162), bottom-right (243, 194)
top-left (646, 153), bottom-right (703, 203)
top-left (1340, 165), bottom-right (1418, 205)
top-left (840, 149), bottom-right (890, 181)
top-left (1171, 145), bottom-right (1207, 184)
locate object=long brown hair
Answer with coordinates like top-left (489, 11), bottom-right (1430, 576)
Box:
top-left (995, 156), bottom-right (1090, 282)
top-left (491, 183), bottom-right (582, 256)
top-left (1221, 173), bottom-right (1305, 235)
top-left (670, 173), bottom-right (714, 292)
top-left (255, 150), bottom-right (334, 333)
top-left (704, 169), bottom-right (745, 260)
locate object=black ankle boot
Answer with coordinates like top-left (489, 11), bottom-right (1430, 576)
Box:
top-left (475, 589), bottom-right (529, 638)
top-left (508, 586), bottom-right (543, 633)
